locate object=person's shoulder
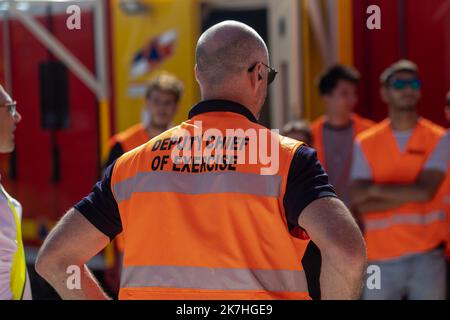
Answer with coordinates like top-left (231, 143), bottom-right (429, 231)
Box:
top-left (355, 118), bottom-right (389, 143)
top-left (310, 115), bottom-right (325, 131)
top-left (112, 123), bottom-right (146, 143)
top-left (0, 187), bottom-right (17, 235)
top-left (352, 113), bottom-right (376, 129)
top-left (116, 125), bottom-right (181, 163)
top-left (418, 117), bottom-right (446, 137)
top-left (278, 134), bottom-right (306, 152)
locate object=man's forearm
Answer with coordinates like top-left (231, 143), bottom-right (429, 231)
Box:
top-left (351, 181), bottom-right (411, 210)
top-left (356, 198), bottom-right (407, 214)
top-left (369, 183), bottom-right (434, 203)
top-left (42, 264), bottom-right (110, 300)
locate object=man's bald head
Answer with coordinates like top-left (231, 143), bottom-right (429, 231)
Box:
top-left (196, 21), bottom-right (268, 87)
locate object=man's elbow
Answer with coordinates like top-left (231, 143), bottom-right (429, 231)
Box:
top-left (345, 239), bottom-right (367, 273)
top-left (35, 245), bottom-right (66, 281)
top-left (326, 230), bottom-right (367, 277)
top-left (340, 234), bottom-right (366, 269)
top-left (35, 248), bottom-right (52, 280)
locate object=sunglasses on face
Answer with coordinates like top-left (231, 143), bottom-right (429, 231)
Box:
top-left (0, 101), bottom-right (17, 117)
top-left (389, 78), bottom-right (422, 90)
top-left (248, 62), bottom-right (278, 85)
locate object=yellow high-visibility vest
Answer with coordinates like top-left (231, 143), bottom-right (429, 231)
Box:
top-left (1, 186), bottom-right (26, 300)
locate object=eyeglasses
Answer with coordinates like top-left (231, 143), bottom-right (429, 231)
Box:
top-left (390, 79), bottom-right (421, 91)
top-left (248, 62), bottom-right (278, 85)
top-left (0, 101), bottom-right (17, 117)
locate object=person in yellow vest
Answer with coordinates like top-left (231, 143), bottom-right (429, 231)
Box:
top-left (311, 65), bottom-right (374, 209)
top-left (102, 73), bottom-right (184, 296)
top-left (0, 85), bottom-right (31, 300)
top-left (351, 60), bottom-right (450, 300)
top-left (35, 21), bottom-right (366, 300)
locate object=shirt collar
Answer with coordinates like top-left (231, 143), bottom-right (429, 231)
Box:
top-left (188, 100), bottom-right (259, 124)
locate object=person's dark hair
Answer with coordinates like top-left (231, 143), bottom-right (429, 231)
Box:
top-left (145, 72), bottom-right (184, 102)
top-left (282, 120), bottom-right (313, 145)
top-left (318, 65), bottom-right (360, 95)
top-left (380, 60), bottom-right (419, 87)
top-left (446, 90), bottom-right (450, 107)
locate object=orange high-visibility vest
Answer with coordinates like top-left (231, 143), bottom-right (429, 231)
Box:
top-left (110, 123), bottom-right (151, 153)
top-left (109, 124), bottom-right (151, 252)
top-left (111, 106), bottom-right (311, 300)
top-left (311, 113), bottom-right (374, 169)
top-left (357, 118), bottom-right (447, 261)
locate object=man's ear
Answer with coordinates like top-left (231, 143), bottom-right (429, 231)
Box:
top-left (249, 64), bottom-right (261, 91)
top-left (194, 64), bottom-right (200, 83)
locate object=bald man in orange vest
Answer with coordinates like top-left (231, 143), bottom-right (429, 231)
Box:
top-left (35, 21), bottom-right (366, 300)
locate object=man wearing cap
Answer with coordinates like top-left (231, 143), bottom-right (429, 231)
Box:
top-left (351, 60), bottom-right (450, 299)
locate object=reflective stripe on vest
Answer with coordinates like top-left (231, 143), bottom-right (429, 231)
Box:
top-left (121, 265), bottom-right (308, 293)
top-left (1, 187), bottom-right (26, 300)
top-left (113, 171), bottom-right (282, 202)
top-left (366, 210), bottom-right (447, 231)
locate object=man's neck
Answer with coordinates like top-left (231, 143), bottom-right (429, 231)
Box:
top-left (145, 123), bottom-right (167, 138)
top-left (389, 107), bottom-right (418, 131)
top-left (201, 94), bottom-right (258, 119)
top-left (325, 112), bottom-right (353, 129)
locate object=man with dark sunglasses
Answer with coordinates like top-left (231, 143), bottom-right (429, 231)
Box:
top-left (350, 60), bottom-right (450, 299)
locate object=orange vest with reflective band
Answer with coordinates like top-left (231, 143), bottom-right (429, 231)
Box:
top-left (311, 113), bottom-right (374, 169)
top-left (109, 123), bottom-right (151, 252)
top-left (357, 118), bottom-right (447, 261)
top-left (110, 123), bottom-right (150, 153)
top-left (111, 104), bottom-right (310, 300)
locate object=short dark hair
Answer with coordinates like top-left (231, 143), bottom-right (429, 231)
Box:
top-left (446, 90), bottom-right (450, 107)
top-left (145, 72), bottom-right (184, 102)
top-left (380, 60), bottom-right (418, 87)
top-left (318, 65), bottom-right (360, 95)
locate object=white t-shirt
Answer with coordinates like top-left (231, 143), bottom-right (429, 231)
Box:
top-left (0, 185), bottom-right (32, 300)
top-left (351, 131), bottom-right (450, 181)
